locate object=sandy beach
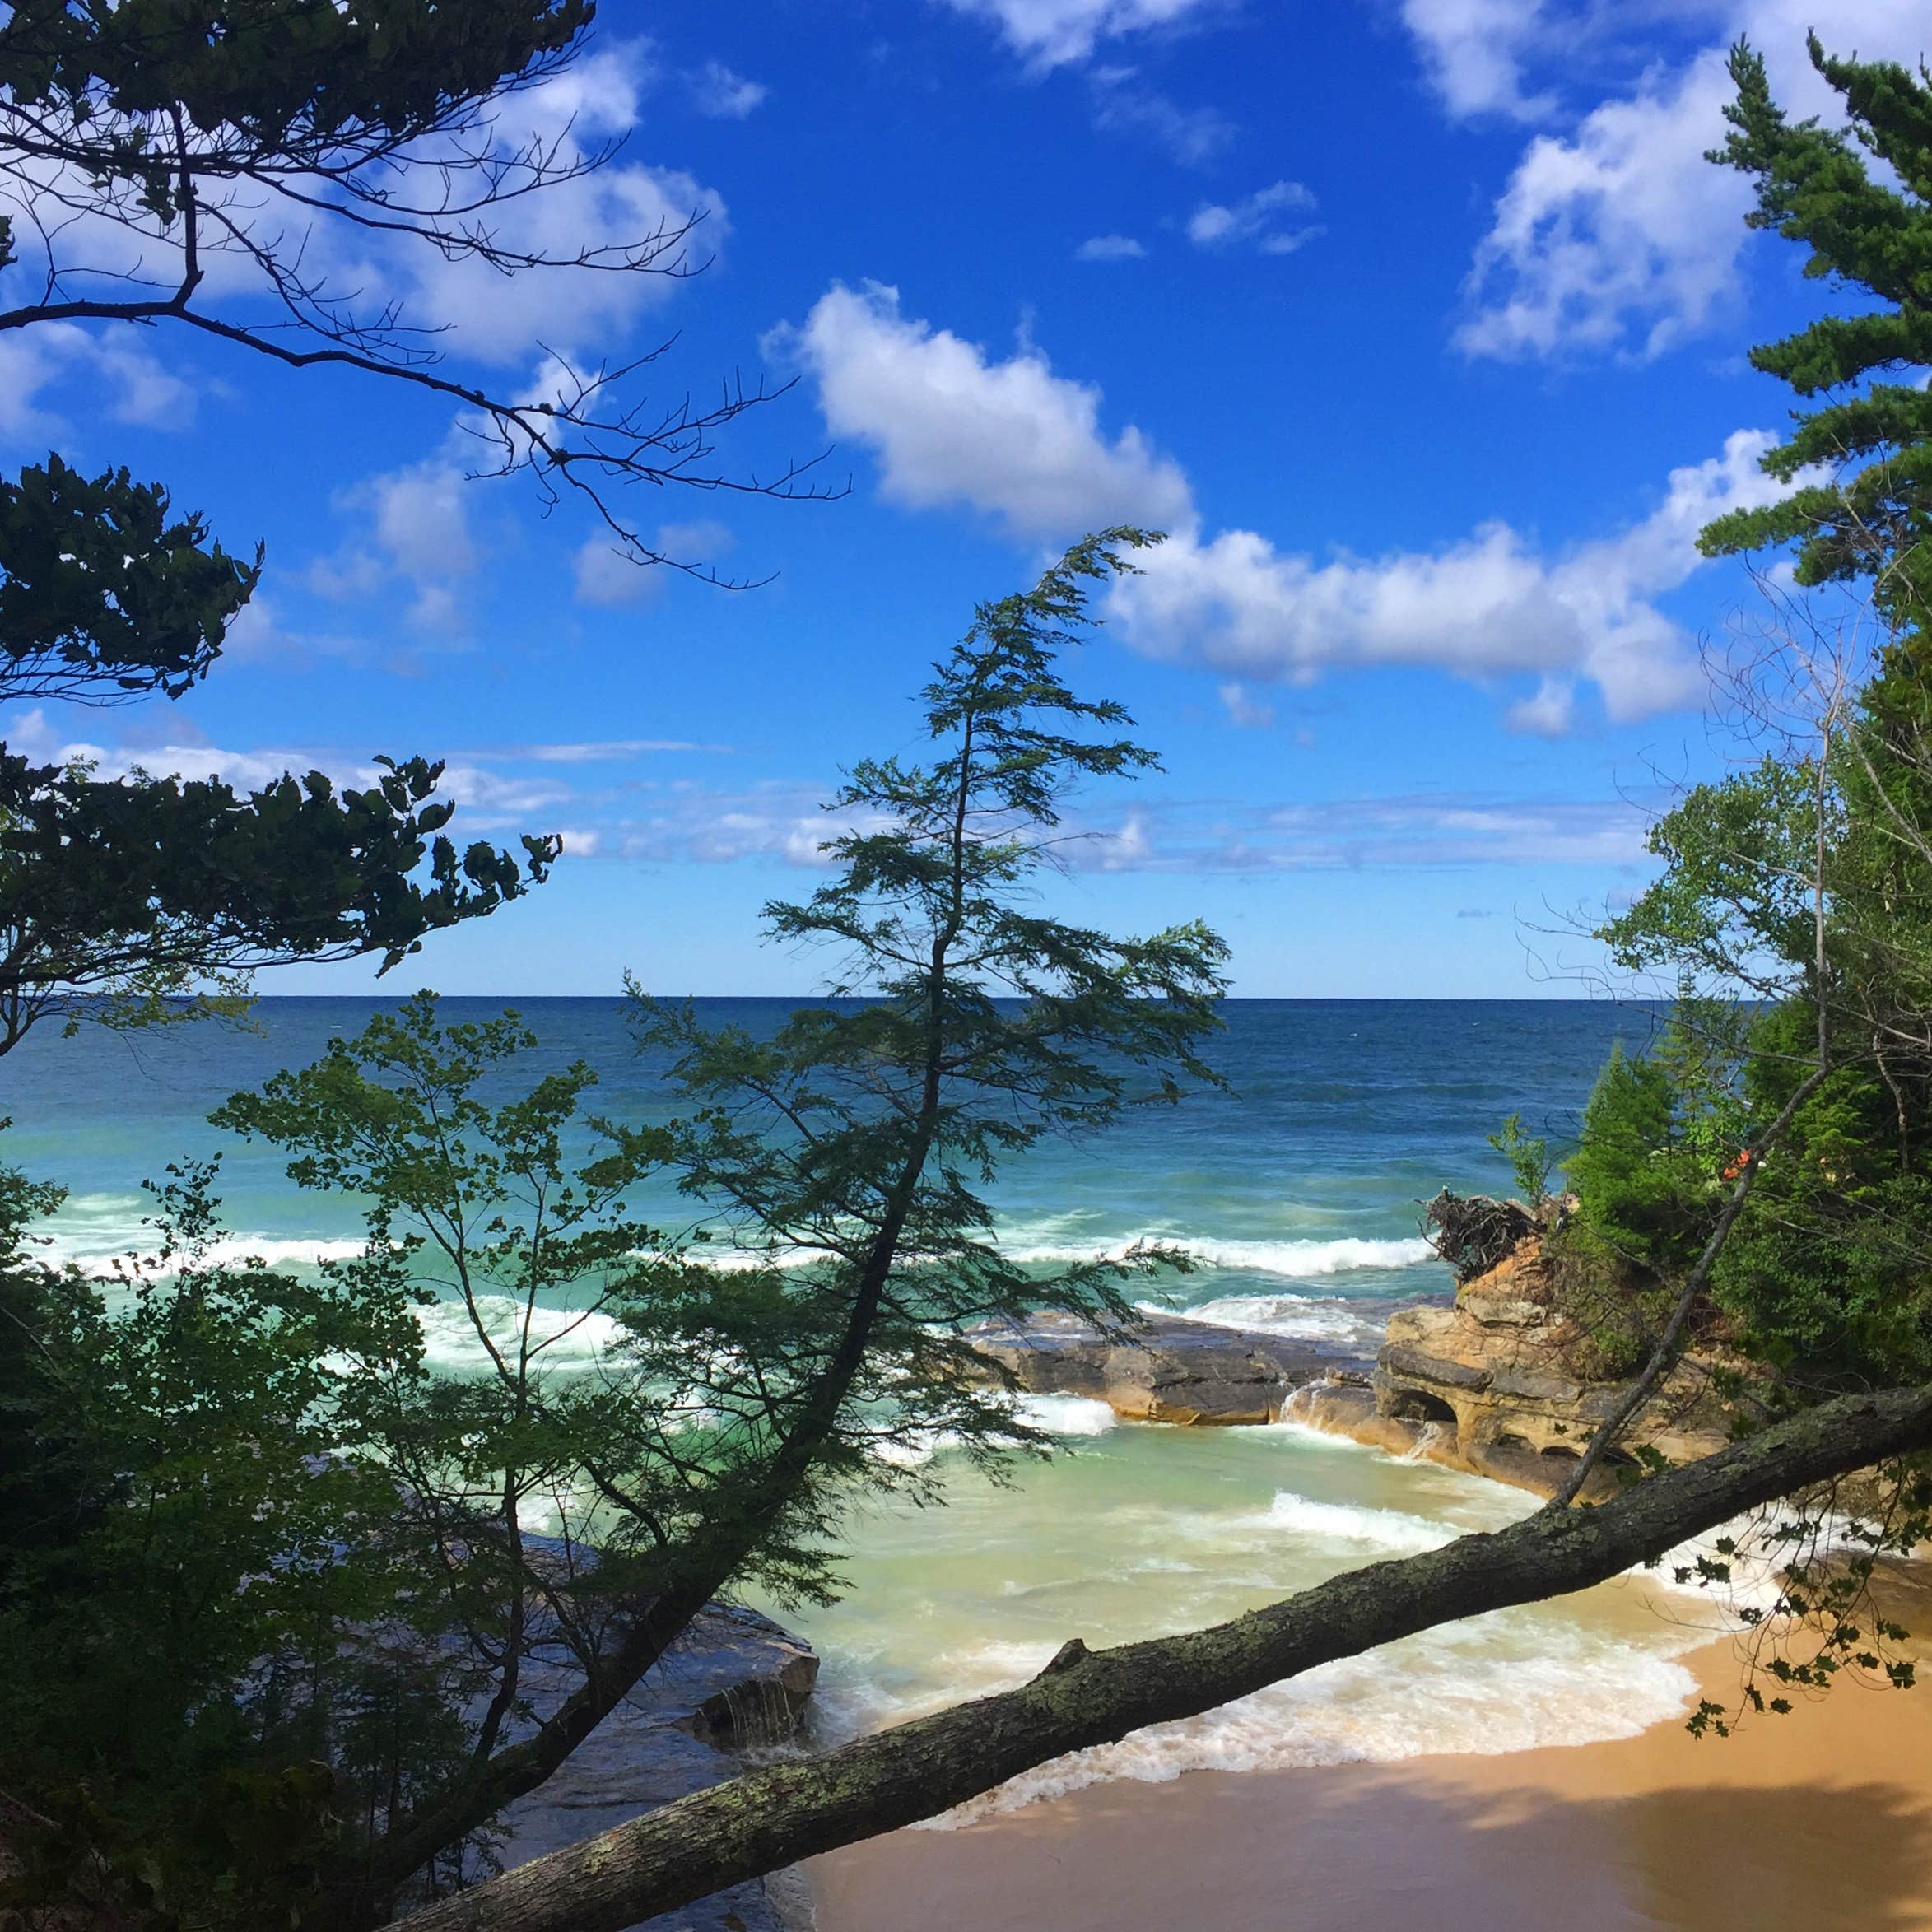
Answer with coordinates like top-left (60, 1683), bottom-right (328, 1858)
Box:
top-left (811, 1634), bottom-right (1932, 1932)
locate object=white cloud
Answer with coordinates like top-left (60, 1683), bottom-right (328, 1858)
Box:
top-left (612, 784), bottom-right (1650, 874)
top-left (1451, 2), bottom-right (1932, 361)
top-left (575, 538), bottom-right (661, 608)
top-left (1076, 234), bottom-right (1148, 261)
top-left (1112, 429), bottom-right (1794, 724)
top-left (0, 322), bottom-right (197, 444)
top-left (786, 284), bottom-right (1799, 726)
top-left (369, 463), bottom-right (477, 583)
top-left (939, 0), bottom-right (1219, 68)
top-left (1187, 182), bottom-right (1322, 254)
top-left (219, 595), bottom-right (290, 662)
top-left (3, 708), bottom-right (375, 798)
top-left (1087, 67), bottom-right (1234, 164)
top-left (1401, 0), bottom-right (1556, 121)
top-left (377, 44), bottom-right (726, 366)
top-left (397, 160), bottom-right (726, 368)
top-left (574, 518), bottom-right (735, 606)
top-left (1217, 682), bottom-right (1276, 729)
top-left (505, 738), bottom-right (724, 761)
top-left (777, 282), bottom-right (1194, 538)
top-left (616, 784), bottom-right (887, 869)
top-left (687, 60), bottom-right (767, 117)
top-left (1, 708), bottom-right (597, 832)
top-left (0, 42), bottom-right (720, 375)
top-left (2, 697), bottom-right (1651, 874)
top-left (309, 455), bottom-right (479, 632)
top-left (1506, 676), bottom-right (1576, 736)
top-left (1457, 49), bottom-right (1743, 360)
top-left (1245, 794), bottom-right (1650, 869)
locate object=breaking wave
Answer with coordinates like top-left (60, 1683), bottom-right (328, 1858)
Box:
top-left (1005, 1234), bottom-right (1436, 1278)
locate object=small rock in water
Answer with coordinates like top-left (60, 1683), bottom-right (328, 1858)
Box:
top-left (496, 1603), bottom-right (819, 1932)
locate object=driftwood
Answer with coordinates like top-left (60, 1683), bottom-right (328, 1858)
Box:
top-left (387, 1383), bottom-right (1932, 1932)
top-left (1422, 1189), bottom-right (1539, 1283)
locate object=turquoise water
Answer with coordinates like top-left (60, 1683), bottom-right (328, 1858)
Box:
top-left (6, 998), bottom-right (1743, 1798)
top-left (5, 995), bottom-right (1658, 1341)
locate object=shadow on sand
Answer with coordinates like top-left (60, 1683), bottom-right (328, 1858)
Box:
top-left (810, 1766), bottom-right (1932, 1931)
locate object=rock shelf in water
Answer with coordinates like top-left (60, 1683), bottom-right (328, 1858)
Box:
top-left (969, 1307), bottom-right (1353, 1425)
top-left (974, 1217), bottom-right (1746, 1506)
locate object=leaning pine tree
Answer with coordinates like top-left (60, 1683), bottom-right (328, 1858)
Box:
top-left (0, 531), bottom-right (1230, 1928)
top-left (320, 525), bottom-right (1230, 1913)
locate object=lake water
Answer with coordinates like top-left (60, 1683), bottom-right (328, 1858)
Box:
top-left (3, 997), bottom-right (1745, 1805)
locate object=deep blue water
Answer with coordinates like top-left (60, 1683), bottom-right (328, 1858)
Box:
top-left (3, 997), bottom-right (1665, 1348)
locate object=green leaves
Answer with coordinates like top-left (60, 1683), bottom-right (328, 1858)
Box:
top-left (1701, 37), bottom-right (1932, 625)
top-left (0, 456), bottom-right (260, 706)
top-left (1486, 1111), bottom-right (1553, 1209)
top-left (0, 752), bottom-right (557, 1054)
top-left (630, 533), bottom-right (1228, 1515)
top-left (0, 541), bottom-right (1231, 1920)
top-left (0, 0), bottom-right (594, 154)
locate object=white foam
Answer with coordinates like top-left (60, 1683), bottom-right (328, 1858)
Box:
top-left (1008, 1234), bottom-right (1435, 1278)
top-left (1169, 1292), bottom-right (1388, 1348)
top-left (41, 1212), bottom-right (1436, 1295)
top-left (41, 1223), bottom-right (371, 1273)
top-left (871, 1393), bottom-right (1117, 1468)
top-left (412, 1296), bottom-right (627, 1374)
top-left (1254, 1417), bottom-right (1377, 1454)
top-left (1013, 1394), bottom-right (1118, 1436)
top-left (923, 1616), bottom-right (1700, 1826)
top-left (870, 1432), bottom-right (957, 1469)
top-left (1264, 1491), bottom-right (1464, 1557)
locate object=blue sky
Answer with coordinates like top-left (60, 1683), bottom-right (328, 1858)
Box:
top-left (2, 0), bottom-right (1915, 997)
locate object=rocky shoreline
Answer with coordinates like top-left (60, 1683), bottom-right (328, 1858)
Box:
top-left (968, 1307), bottom-right (1341, 1425)
top-left (975, 1215), bottom-right (1740, 1505)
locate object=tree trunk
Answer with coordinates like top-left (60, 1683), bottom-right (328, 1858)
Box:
top-left (387, 1383), bottom-right (1932, 1932)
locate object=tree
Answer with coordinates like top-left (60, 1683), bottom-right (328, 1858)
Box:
top-left (379, 555), bottom-right (1932, 1930)
top-left (324, 527), bottom-right (1226, 1914)
top-left (0, 456), bottom-right (258, 706)
top-left (0, 0), bottom-right (843, 1059)
top-left (1699, 35), bottom-right (1932, 627)
top-left (370, 53), bottom-right (1932, 1927)
top-left (0, 533), bottom-right (1231, 1926)
top-left (0, 0), bottom-right (831, 571)
top-left (388, 1384), bottom-right (1932, 1932)
top-left (0, 1161), bottom-right (444, 1920)
top-left (1543, 27), bottom-right (1932, 1499)
top-left (0, 749), bottom-right (556, 1055)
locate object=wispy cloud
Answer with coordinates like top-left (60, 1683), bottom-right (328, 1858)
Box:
top-left (1076, 233), bottom-right (1148, 262)
top-left (1217, 682), bottom-right (1276, 729)
top-left (1435, 2), bottom-right (1932, 365)
top-left (937, 0), bottom-right (1222, 69)
top-left (1187, 181), bottom-right (1321, 254)
top-left (1088, 65), bottom-right (1234, 164)
top-left (687, 59), bottom-right (768, 118)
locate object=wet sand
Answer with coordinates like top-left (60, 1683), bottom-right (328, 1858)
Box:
top-left (810, 1637), bottom-right (1932, 1931)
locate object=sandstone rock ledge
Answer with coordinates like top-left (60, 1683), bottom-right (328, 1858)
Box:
top-left (1288, 1232), bottom-right (1740, 1502)
top-left (971, 1238), bottom-right (1745, 1506)
top-left (971, 1308), bottom-right (1356, 1425)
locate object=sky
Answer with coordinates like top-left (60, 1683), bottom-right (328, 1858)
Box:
top-left (2, 0), bottom-right (1917, 999)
